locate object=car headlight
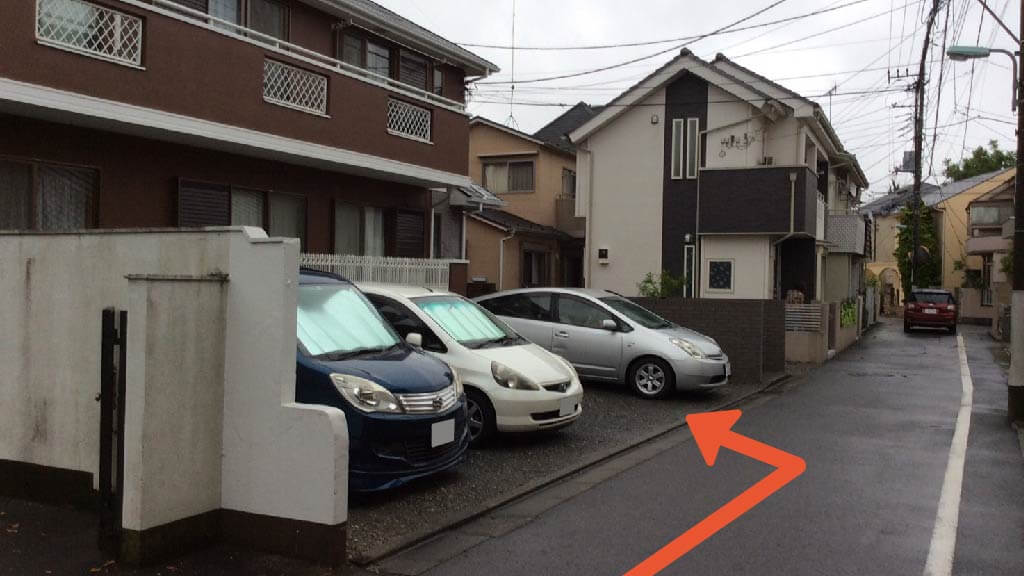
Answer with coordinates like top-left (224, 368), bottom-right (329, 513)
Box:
top-left (330, 373), bottom-right (403, 413)
top-left (450, 366), bottom-right (464, 396)
top-left (491, 361), bottom-right (542, 391)
top-left (670, 338), bottom-right (705, 359)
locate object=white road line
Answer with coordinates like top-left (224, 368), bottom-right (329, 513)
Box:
top-left (923, 334), bottom-right (974, 576)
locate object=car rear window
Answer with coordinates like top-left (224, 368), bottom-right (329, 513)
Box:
top-left (910, 292), bottom-right (954, 304)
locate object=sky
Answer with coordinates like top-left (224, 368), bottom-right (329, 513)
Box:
top-left (377, 0), bottom-right (1019, 200)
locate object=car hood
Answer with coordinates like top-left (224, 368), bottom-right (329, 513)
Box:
top-left (656, 326), bottom-right (723, 356)
top-left (316, 346), bottom-right (453, 394)
top-left (472, 343), bottom-right (574, 386)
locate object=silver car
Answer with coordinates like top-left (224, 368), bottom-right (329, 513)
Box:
top-left (475, 288), bottom-right (730, 399)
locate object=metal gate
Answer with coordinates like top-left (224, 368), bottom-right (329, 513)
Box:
top-left (98, 308), bottom-right (127, 553)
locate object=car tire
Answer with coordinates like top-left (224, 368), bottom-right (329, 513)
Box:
top-left (628, 357), bottom-right (675, 399)
top-left (904, 321), bottom-right (911, 333)
top-left (949, 324), bottom-right (957, 335)
top-left (465, 388), bottom-right (497, 447)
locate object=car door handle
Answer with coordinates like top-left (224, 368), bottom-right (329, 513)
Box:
top-left (555, 331), bottom-right (570, 339)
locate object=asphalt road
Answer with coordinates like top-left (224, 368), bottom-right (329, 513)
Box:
top-left (386, 321), bottom-right (1024, 576)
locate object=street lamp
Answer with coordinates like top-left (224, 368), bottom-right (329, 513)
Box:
top-left (947, 42), bottom-right (1024, 422)
top-left (946, 45), bottom-right (1018, 110)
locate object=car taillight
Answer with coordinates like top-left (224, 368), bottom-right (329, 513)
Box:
top-left (906, 303), bottom-right (916, 310)
top-left (948, 305), bottom-right (956, 311)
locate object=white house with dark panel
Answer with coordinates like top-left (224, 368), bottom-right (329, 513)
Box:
top-left (570, 49), bottom-right (868, 301)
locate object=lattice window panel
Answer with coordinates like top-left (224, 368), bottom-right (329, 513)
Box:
top-left (262, 59), bottom-right (329, 116)
top-left (387, 99), bottom-right (432, 142)
top-left (36, 0), bottom-right (143, 67)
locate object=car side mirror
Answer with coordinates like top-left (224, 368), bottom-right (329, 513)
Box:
top-left (601, 319), bottom-right (618, 331)
top-left (406, 332), bottom-right (423, 347)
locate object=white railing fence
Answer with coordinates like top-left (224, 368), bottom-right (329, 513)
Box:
top-left (36, 0), bottom-right (144, 68)
top-left (387, 99), bottom-right (432, 142)
top-left (300, 254), bottom-right (462, 291)
top-left (263, 59), bottom-right (329, 116)
top-left (785, 303), bottom-right (824, 332)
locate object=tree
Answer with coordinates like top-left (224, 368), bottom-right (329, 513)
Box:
top-left (942, 140), bottom-right (1016, 182)
top-left (894, 199), bottom-right (941, 294)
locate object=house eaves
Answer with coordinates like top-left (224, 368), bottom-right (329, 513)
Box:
top-left (569, 49), bottom-right (790, 144)
top-left (304, 0), bottom-right (498, 77)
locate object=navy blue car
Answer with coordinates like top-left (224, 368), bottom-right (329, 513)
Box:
top-left (294, 270), bottom-right (469, 491)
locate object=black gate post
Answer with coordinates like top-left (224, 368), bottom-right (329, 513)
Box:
top-left (115, 310), bottom-right (127, 545)
top-left (98, 308), bottom-right (117, 552)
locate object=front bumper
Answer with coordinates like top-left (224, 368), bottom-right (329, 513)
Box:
top-left (489, 379), bottom-right (584, 433)
top-left (670, 355), bottom-right (730, 390)
top-left (348, 402), bottom-right (469, 492)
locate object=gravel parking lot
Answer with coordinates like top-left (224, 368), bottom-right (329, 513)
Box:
top-left (347, 375), bottom-right (772, 563)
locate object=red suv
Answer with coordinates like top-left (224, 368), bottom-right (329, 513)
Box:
top-left (904, 288), bottom-right (957, 334)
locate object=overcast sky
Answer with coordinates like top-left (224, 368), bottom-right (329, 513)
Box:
top-left (378, 0), bottom-right (1019, 199)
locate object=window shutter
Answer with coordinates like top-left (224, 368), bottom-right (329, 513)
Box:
top-left (37, 164), bottom-right (96, 231)
top-left (395, 210), bottom-right (424, 257)
top-left (178, 180), bottom-right (229, 227)
top-left (0, 159), bottom-right (32, 230)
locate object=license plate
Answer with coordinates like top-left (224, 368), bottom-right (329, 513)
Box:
top-left (559, 397), bottom-right (577, 417)
top-left (431, 419), bottom-right (455, 448)
top-left (924, 308), bottom-right (938, 315)
top-left (725, 363), bottom-right (732, 377)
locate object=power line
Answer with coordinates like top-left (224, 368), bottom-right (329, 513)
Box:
top-left (456, 0), bottom-right (866, 50)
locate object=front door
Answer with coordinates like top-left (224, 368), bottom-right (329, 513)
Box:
top-left (552, 294), bottom-right (622, 378)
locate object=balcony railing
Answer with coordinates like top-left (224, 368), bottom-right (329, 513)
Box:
top-left (262, 59), bottom-right (328, 116)
top-left (116, 0), bottom-right (465, 114)
top-left (826, 213), bottom-right (866, 255)
top-left (36, 0), bottom-right (143, 68)
top-left (555, 196), bottom-right (585, 236)
top-left (387, 99), bottom-right (432, 143)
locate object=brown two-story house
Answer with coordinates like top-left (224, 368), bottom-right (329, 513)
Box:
top-left (0, 0), bottom-right (496, 258)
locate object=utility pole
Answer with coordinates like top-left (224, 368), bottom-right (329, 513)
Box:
top-left (912, 0), bottom-right (940, 288)
top-left (1009, 0), bottom-right (1024, 422)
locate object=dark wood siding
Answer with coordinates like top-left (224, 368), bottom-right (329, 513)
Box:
top-left (395, 210), bottom-right (424, 257)
top-left (177, 180), bottom-right (230, 227)
top-left (662, 72), bottom-right (708, 277)
top-left (699, 166), bottom-right (817, 235)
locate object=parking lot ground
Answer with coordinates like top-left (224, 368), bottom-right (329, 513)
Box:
top-left (347, 373), bottom-right (778, 563)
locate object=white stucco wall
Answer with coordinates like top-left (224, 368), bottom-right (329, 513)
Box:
top-left (0, 228), bottom-right (348, 533)
top-left (583, 88), bottom-right (666, 295)
top-left (763, 116), bottom-right (803, 166)
top-left (705, 85), bottom-right (767, 169)
top-left (699, 235), bottom-right (774, 299)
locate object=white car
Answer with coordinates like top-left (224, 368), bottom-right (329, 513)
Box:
top-left (358, 284), bottom-right (583, 445)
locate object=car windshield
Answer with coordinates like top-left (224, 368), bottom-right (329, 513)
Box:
top-left (599, 296), bottom-right (673, 329)
top-left (911, 292), bottom-right (954, 305)
top-left (297, 283), bottom-right (400, 359)
top-left (415, 295), bottom-right (523, 349)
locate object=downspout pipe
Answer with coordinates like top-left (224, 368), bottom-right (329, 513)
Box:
top-left (498, 227), bottom-right (515, 291)
top-left (773, 171), bottom-right (799, 245)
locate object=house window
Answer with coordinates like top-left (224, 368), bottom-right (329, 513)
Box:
top-left (249, 0), bottom-right (288, 41)
top-left (432, 67), bottom-right (444, 96)
top-left (484, 160), bottom-right (534, 194)
top-left (231, 188), bottom-right (264, 227)
top-left (340, 34), bottom-right (363, 67)
top-left (686, 118), bottom-right (699, 179)
top-left (707, 259), bottom-right (733, 292)
top-left (522, 249), bottom-right (550, 287)
top-left (178, 181), bottom-right (304, 243)
top-left (399, 50), bottom-right (428, 90)
top-left (671, 119), bottom-right (683, 180)
top-left (366, 41), bottom-right (391, 78)
top-left (208, 0), bottom-right (240, 28)
top-left (364, 205), bottom-right (385, 256)
top-left (0, 158), bottom-right (96, 231)
top-left (432, 212), bottom-right (443, 258)
top-left (36, 0), bottom-right (144, 68)
top-left (268, 193), bottom-right (305, 241)
top-left (561, 168), bottom-right (576, 199)
top-left (333, 202), bottom-right (361, 255)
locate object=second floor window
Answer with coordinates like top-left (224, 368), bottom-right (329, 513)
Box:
top-left (250, 0), bottom-right (288, 41)
top-left (367, 41), bottom-right (391, 78)
top-left (433, 68), bottom-right (444, 96)
top-left (484, 160), bottom-right (534, 194)
top-left (399, 50), bottom-right (428, 91)
top-left (209, 0), bottom-right (239, 28)
top-left (561, 169), bottom-right (577, 199)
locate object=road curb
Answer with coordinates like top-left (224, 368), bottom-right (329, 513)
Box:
top-left (352, 373), bottom-right (793, 567)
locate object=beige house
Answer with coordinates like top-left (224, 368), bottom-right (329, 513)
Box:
top-left (464, 112), bottom-right (595, 291)
top-left (961, 174), bottom-right (1015, 334)
top-left (862, 168), bottom-right (1015, 311)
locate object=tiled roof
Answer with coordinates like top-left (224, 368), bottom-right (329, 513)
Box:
top-left (533, 102), bottom-right (604, 153)
top-left (470, 209), bottom-right (571, 239)
top-left (860, 169), bottom-right (1011, 215)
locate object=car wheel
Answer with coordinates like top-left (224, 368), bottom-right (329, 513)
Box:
top-left (628, 358), bottom-right (675, 399)
top-left (904, 321), bottom-right (911, 333)
top-left (465, 388), bottom-right (496, 447)
top-left (949, 324), bottom-right (957, 335)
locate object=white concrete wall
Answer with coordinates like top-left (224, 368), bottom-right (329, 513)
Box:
top-left (764, 116), bottom-right (802, 166)
top-left (0, 228), bottom-right (347, 533)
top-left (123, 277), bottom-right (227, 531)
top-left (699, 235), bottom-right (774, 299)
top-left (583, 88), bottom-right (666, 295)
top-left (706, 85), bottom-right (766, 169)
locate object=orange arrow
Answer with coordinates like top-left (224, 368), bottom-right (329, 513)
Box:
top-left (625, 409), bottom-right (806, 576)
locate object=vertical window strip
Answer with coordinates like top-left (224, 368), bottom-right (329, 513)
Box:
top-left (686, 117), bottom-right (699, 179)
top-left (671, 119), bottom-right (683, 180)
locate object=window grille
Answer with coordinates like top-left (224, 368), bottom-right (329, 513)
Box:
top-left (36, 0), bottom-right (144, 67)
top-left (262, 59), bottom-right (328, 116)
top-left (387, 98), bottom-right (432, 142)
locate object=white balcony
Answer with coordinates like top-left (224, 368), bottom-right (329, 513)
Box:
top-left (827, 213), bottom-right (866, 255)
